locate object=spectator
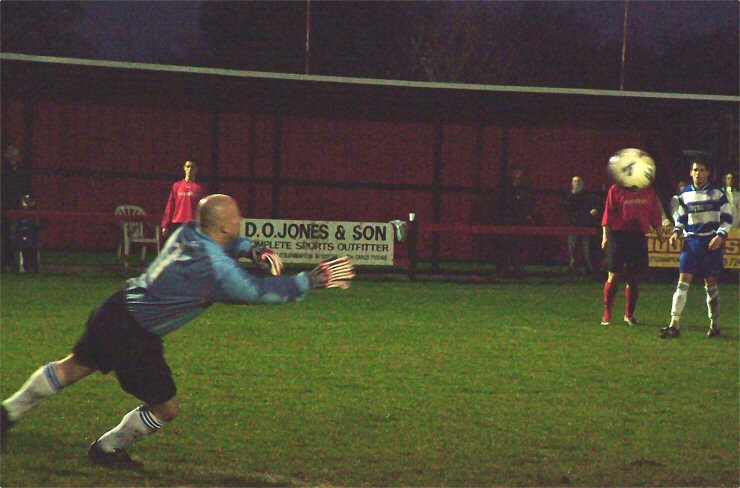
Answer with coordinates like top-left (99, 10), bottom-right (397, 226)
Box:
top-left (561, 175), bottom-right (600, 275)
top-left (1, 145), bottom-right (31, 273)
top-left (495, 167), bottom-right (535, 278)
top-left (10, 194), bottom-right (45, 273)
top-left (161, 160), bottom-right (207, 237)
top-left (722, 171), bottom-right (740, 228)
top-left (660, 160), bottom-right (732, 338)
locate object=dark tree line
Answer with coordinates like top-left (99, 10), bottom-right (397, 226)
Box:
top-left (2, 1), bottom-right (737, 95)
top-left (196, 1), bottom-right (738, 95)
top-left (1, 1), bottom-right (95, 58)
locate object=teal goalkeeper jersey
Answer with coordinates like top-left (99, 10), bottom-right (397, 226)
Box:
top-left (124, 221), bottom-right (312, 336)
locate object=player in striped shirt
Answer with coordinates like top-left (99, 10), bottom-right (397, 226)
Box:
top-left (660, 160), bottom-right (733, 339)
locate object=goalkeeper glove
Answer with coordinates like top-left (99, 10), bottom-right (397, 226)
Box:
top-left (309, 256), bottom-right (354, 289)
top-left (251, 247), bottom-right (284, 276)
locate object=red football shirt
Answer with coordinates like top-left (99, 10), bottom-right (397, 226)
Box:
top-left (601, 184), bottom-right (662, 233)
top-left (161, 179), bottom-right (207, 229)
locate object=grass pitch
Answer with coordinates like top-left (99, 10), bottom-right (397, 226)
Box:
top-left (0, 271), bottom-right (738, 487)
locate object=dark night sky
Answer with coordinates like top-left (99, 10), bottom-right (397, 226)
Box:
top-left (79, 1), bottom-right (207, 62)
top-left (76, 1), bottom-right (736, 56)
top-left (2, 1), bottom-right (738, 93)
top-left (571, 1), bottom-right (736, 44)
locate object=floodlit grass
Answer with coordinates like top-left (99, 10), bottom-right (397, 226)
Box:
top-left (0, 272), bottom-right (738, 487)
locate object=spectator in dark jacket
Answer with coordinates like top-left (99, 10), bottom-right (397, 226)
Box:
top-left (2, 145), bottom-right (31, 273)
top-left (11, 194), bottom-right (45, 273)
top-left (561, 176), bottom-right (600, 275)
top-left (495, 167), bottom-right (535, 278)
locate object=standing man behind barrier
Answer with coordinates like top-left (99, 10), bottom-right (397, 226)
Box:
top-left (600, 181), bottom-right (664, 327)
top-left (660, 160), bottom-right (732, 339)
top-left (10, 194), bottom-right (44, 273)
top-left (1, 145), bottom-right (31, 273)
top-left (161, 160), bottom-right (206, 237)
top-left (561, 175), bottom-right (600, 276)
top-left (495, 167), bottom-right (535, 278)
top-left (722, 171), bottom-right (740, 228)
top-left (1, 194), bottom-right (354, 470)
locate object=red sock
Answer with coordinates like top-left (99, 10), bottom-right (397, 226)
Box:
top-left (603, 281), bottom-right (618, 320)
top-left (625, 283), bottom-right (638, 318)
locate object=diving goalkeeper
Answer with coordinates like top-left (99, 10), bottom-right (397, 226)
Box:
top-left (1, 194), bottom-right (354, 470)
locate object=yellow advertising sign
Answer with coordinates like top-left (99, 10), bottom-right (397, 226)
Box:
top-left (648, 227), bottom-right (740, 269)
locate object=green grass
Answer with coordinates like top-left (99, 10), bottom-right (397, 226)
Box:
top-left (1, 272), bottom-right (738, 486)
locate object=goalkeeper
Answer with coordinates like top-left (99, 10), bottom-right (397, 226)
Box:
top-left (1, 194), bottom-right (354, 470)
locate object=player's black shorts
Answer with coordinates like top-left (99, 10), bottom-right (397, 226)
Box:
top-left (606, 230), bottom-right (648, 275)
top-left (73, 290), bottom-right (176, 405)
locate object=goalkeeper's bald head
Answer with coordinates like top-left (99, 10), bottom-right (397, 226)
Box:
top-left (197, 194), bottom-right (242, 246)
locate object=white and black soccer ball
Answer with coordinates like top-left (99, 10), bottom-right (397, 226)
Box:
top-left (608, 148), bottom-right (656, 189)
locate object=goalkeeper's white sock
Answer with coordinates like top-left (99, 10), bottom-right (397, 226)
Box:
top-left (705, 285), bottom-right (719, 327)
top-left (670, 281), bottom-right (690, 327)
top-left (96, 405), bottom-right (164, 452)
top-left (2, 362), bottom-right (65, 422)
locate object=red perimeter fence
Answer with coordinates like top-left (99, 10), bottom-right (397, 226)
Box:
top-left (2, 56), bottom-right (736, 265)
top-left (5, 209), bottom-right (600, 272)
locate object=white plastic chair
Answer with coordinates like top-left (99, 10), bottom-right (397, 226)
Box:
top-left (115, 205), bottom-right (160, 266)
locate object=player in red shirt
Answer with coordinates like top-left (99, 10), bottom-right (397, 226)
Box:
top-left (600, 184), bottom-right (665, 326)
top-left (161, 160), bottom-right (207, 237)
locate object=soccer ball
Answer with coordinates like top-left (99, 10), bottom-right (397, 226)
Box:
top-left (608, 148), bottom-right (656, 189)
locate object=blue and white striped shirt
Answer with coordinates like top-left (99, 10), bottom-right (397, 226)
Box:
top-left (673, 182), bottom-right (732, 238)
top-left (124, 221), bottom-right (312, 336)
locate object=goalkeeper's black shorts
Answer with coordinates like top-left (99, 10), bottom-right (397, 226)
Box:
top-left (73, 290), bottom-right (177, 405)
